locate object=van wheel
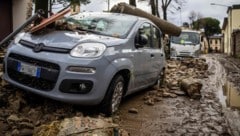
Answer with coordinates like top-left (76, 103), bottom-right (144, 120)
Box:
top-left (101, 75), bottom-right (124, 116)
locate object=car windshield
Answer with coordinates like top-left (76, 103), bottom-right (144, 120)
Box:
top-left (63, 13), bottom-right (137, 38)
top-left (171, 32), bottom-right (200, 45)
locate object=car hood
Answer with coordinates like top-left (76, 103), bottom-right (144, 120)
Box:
top-left (20, 31), bottom-right (127, 49)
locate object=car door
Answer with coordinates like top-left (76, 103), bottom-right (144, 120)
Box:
top-left (133, 23), bottom-right (153, 88)
top-left (150, 25), bottom-right (164, 81)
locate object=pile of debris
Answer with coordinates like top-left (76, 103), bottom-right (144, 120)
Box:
top-left (34, 116), bottom-right (128, 136)
top-left (142, 58), bottom-right (209, 106)
top-left (165, 58), bottom-right (208, 98)
top-left (166, 58), bottom-right (208, 98)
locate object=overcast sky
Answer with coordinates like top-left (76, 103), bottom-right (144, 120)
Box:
top-left (80, 0), bottom-right (239, 27)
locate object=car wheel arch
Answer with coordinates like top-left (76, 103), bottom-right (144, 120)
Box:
top-left (99, 69), bottom-right (130, 115)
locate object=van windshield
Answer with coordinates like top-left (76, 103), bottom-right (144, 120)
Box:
top-left (63, 13), bottom-right (137, 38)
top-left (171, 32), bottom-right (200, 45)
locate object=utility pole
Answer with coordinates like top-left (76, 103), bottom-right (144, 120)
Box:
top-left (178, 7), bottom-right (182, 26)
top-left (210, 3), bottom-right (229, 7)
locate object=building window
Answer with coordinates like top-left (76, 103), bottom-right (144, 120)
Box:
top-left (215, 39), bottom-right (218, 44)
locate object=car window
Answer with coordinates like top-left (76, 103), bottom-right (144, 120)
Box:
top-left (137, 23), bottom-right (152, 48)
top-left (152, 26), bottom-right (161, 49)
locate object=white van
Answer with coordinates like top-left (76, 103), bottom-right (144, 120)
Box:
top-left (170, 30), bottom-right (201, 58)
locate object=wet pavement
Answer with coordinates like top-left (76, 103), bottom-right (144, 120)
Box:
top-left (219, 81), bottom-right (240, 110)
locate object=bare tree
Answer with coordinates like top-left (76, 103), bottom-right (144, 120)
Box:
top-left (161, 0), bottom-right (186, 20)
top-left (138, 0), bottom-right (186, 34)
top-left (197, 12), bottom-right (203, 20)
top-left (155, 0), bottom-right (160, 17)
top-left (188, 11), bottom-right (203, 29)
top-left (188, 10), bottom-right (196, 28)
top-left (137, 0), bottom-right (160, 17)
top-left (161, 0), bottom-right (171, 20)
top-left (149, 0), bottom-right (160, 17)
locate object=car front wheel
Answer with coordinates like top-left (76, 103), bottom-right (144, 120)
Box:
top-left (101, 75), bottom-right (125, 115)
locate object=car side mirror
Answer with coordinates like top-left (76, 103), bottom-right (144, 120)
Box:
top-left (136, 34), bottom-right (148, 48)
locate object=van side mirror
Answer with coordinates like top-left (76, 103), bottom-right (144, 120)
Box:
top-left (136, 34), bottom-right (148, 48)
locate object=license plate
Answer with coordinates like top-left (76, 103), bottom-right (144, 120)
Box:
top-left (17, 62), bottom-right (41, 78)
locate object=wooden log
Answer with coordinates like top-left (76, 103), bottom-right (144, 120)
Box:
top-left (110, 2), bottom-right (181, 36)
top-left (180, 78), bottom-right (202, 99)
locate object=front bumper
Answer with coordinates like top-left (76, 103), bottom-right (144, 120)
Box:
top-left (170, 50), bottom-right (199, 58)
top-left (4, 45), bottom-right (115, 105)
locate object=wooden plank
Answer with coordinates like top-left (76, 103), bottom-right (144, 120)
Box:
top-left (30, 8), bottom-right (71, 33)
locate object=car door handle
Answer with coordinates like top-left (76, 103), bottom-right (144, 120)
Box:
top-left (151, 54), bottom-right (154, 58)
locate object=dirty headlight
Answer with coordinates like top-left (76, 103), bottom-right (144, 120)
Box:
top-left (70, 43), bottom-right (106, 58)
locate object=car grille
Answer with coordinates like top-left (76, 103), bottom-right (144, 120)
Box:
top-left (179, 52), bottom-right (191, 56)
top-left (19, 39), bottom-right (71, 53)
top-left (7, 53), bottom-right (60, 91)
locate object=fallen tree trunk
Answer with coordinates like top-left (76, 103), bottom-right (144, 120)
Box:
top-left (180, 78), bottom-right (202, 99)
top-left (110, 2), bottom-right (181, 36)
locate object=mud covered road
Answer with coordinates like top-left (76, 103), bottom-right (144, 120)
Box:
top-left (0, 54), bottom-right (240, 135)
top-left (116, 54), bottom-right (240, 136)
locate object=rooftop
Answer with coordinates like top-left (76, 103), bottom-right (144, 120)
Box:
top-left (227, 4), bottom-right (240, 13)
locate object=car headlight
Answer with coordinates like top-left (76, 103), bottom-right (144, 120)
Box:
top-left (70, 43), bottom-right (106, 58)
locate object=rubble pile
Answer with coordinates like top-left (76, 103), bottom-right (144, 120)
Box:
top-left (34, 116), bottom-right (128, 136)
top-left (0, 86), bottom-right (128, 135)
top-left (143, 58), bottom-right (209, 106)
top-left (164, 58), bottom-right (208, 98)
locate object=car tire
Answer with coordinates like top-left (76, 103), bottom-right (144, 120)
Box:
top-left (100, 75), bottom-right (125, 116)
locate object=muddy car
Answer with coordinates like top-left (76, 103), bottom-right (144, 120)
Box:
top-left (3, 12), bottom-right (165, 115)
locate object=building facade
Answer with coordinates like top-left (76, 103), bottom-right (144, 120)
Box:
top-left (222, 18), bottom-right (229, 54)
top-left (222, 4), bottom-right (240, 55)
top-left (232, 29), bottom-right (240, 58)
top-left (200, 35), bottom-right (223, 53)
top-left (0, 0), bottom-right (32, 41)
top-left (209, 35), bottom-right (223, 53)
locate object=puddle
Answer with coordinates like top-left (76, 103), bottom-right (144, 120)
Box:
top-left (219, 81), bottom-right (240, 109)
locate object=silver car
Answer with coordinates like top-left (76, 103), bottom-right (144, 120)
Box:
top-left (4, 12), bottom-right (165, 115)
